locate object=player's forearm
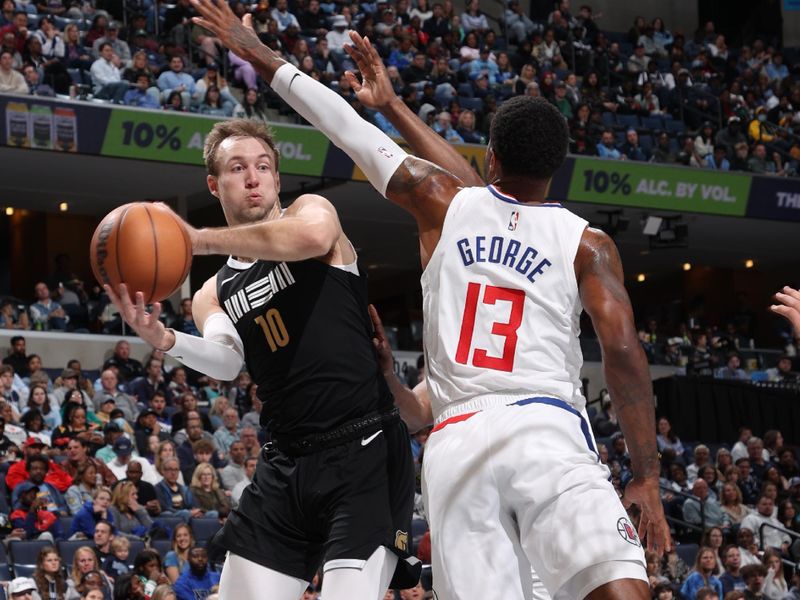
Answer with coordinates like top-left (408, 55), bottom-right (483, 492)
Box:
top-left (381, 96), bottom-right (483, 186)
top-left (383, 373), bottom-right (431, 433)
top-left (603, 342), bottom-right (660, 480)
top-left (228, 38), bottom-right (287, 84)
top-left (195, 217), bottom-right (335, 262)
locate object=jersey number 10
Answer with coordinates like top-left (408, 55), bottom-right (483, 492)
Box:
top-left (455, 282), bottom-right (525, 373)
top-left (254, 308), bottom-right (290, 352)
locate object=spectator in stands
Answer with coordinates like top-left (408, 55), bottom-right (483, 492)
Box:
top-left (67, 547), bottom-right (112, 599)
top-left (212, 407), bottom-right (240, 456)
top-left (749, 107), bottom-right (775, 144)
top-left (89, 43), bottom-right (129, 104)
top-left (504, 0), bottom-right (536, 45)
top-left (653, 583), bottom-right (675, 600)
top-left (107, 437), bottom-right (158, 485)
top-left (720, 544), bottom-right (746, 595)
top-left (597, 129), bottom-right (624, 160)
top-left (102, 342), bottom-right (143, 385)
top-left (741, 494), bottom-right (790, 552)
top-left (747, 438), bottom-right (770, 481)
top-left (173, 547), bottom-right (219, 600)
top-left (156, 54), bottom-right (195, 108)
top-left (730, 142), bottom-right (751, 172)
top-left (164, 523), bottom-right (194, 584)
top-left (52, 404), bottom-right (104, 449)
top-left (740, 563), bottom-right (767, 599)
top-left (23, 387), bottom-right (53, 431)
top-left (681, 546), bottom-right (724, 600)
top-left (656, 417), bottom-right (685, 456)
top-left (53, 368), bottom-right (90, 412)
top-left (65, 461), bottom-right (100, 516)
top-left (684, 478), bottom-right (730, 529)
top-left (120, 460), bottom-right (160, 518)
top-left (93, 370), bottom-right (138, 423)
top-left (30, 282), bottom-right (67, 331)
top-left (189, 462), bottom-right (228, 517)
top-left (109, 480), bottom-right (152, 539)
top-left (0, 11), bottom-right (26, 57)
top-left (761, 549), bottom-right (786, 599)
top-left (716, 353), bottom-right (748, 380)
top-left (113, 572), bottom-right (145, 600)
top-left (706, 145), bottom-right (731, 171)
top-left (0, 300), bottom-right (29, 330)
top-left (238, 426), bottom-right (259, 460)
top-left (766, 356), bottom-right (797, 382)
top-left (735, 528), bottom-right (761, 568)
top-left (123, 73), bottom-right (160, 109)
top-left (64, 438), bottom-right (116, 487)
top-left (747, 144), bottom-right (782, 175)
top-left (91, 21), bottom-right (130, 66)
top-left (3, 336), bottom-right (28, 377)
top-left (71, 485), bottom-right (113, 538)
top-left (33, 547), bottom-right (67, 599)
top-left (7, 436), bottom-right (70, 491)
top-left (133, 549), bottom-right (170, 596)
top-left (620, 129), bottom-right (649, 161)
top-left (127, 358), bottom-right (170, 408)
top-left (12, 454), bottom-right (67, 514)
top-left (10, 482), bottom-right (64, 541)
top-left (532, 27), bottom-right (565, 71)
top-left (218, 440), bottom-right (246, 491)
top-left (716, 117), bottom-right (746, 158)
top-left (721, 482), bottom-right (752, 525)
top-left (737, 458), bottom-right (761, 507)
top-left (155, 457), bottom-right (200, 519)
top-left (689, 445), bottom-right (712, 483)
top-left (230, 455), bottom-right (256, 509)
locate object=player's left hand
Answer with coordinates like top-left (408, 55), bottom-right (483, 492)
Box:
top-left (623, 476), bottom-right (672, 557)
top-left (368, 304), bottom-right (394, 376)
top-left (344, 32), bottom-right (398, 111)
top-left (771, 286), bottom-right (800, 335)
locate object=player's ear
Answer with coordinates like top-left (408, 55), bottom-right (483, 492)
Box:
top-left (274, 171), bottom-right (281, 194)
top-left (207, 174), bottom-right (219, 198)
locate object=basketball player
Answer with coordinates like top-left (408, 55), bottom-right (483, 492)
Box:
top-left (189, 4), bottom-right (671, 599)
top-left (103, 118), bottom-right (421, 600)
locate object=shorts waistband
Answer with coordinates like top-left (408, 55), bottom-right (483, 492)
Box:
top-left (269, 407), bottom-right (400, 456)
top-left (434, 392), bottom-right (567, 425)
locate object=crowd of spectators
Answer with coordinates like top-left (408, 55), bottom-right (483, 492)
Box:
top-left (588, 413), bottom-right (800, 600)
top-left (0, 0), bottom-right (798, 177)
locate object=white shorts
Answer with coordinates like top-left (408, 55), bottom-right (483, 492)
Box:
top-left (422, 396), bottom-right (647, 600)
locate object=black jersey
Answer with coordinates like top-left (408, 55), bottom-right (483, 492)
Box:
top-left (215, 257), bottom-right (392, 436)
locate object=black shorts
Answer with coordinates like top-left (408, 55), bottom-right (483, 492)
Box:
top-left (212, 418), bottom-right (420, 588)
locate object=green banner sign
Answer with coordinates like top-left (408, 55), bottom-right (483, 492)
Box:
top-left (567, 157), bottom-right (751, 216)
top-left (100, 110), bottom-right (329, 176)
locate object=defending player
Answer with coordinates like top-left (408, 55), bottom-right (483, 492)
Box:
top-left (103, 118), bottom-right (420, 600)
top-left (188, 4), bottom-right (672, 599)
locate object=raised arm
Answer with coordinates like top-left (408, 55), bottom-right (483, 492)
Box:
top-left (772, 286), bottom-right (800, 338)
top-left (343, 32), bottom-right (484, 187)
top-left (575, 228), bottom-right (672, 555)
top-left (191, 0), bottom-right (461, 265)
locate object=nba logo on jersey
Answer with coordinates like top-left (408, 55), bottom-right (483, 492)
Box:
top-left (508, 210), bottom-right (520, 231)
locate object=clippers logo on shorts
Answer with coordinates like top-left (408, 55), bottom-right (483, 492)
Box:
top-left (616, 517), bottom-right (641, 547)
top-left (394, 530), bottom-right (409, 552)
top-left (508, 210), bottom-right (519, 231)
top-left (223, 262), bottom-right (296, 323)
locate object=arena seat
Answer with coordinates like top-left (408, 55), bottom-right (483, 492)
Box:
top-left (675, 542), bottom-right (698, 568)
top-left (190, 517), bottom-right (222, 544)
top-left (9, 539), bottom-right (51, 577)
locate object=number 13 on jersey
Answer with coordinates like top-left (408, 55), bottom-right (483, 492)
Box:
top-left (455, 282), bottom-right (525, 373)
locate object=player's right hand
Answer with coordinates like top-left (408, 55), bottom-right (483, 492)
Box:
top-left (344, 32), bottom-right (399, 111)
top-left (622, 476), bottom-right (672, 557)
top-left (104, 284), bottom-right (175, 352)
top-left (771, 286), bottom-right (800, 334)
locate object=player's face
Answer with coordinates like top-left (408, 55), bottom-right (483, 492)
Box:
top-left (210, 136), bottom-right (281, 226)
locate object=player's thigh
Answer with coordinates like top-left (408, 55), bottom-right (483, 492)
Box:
top-left (219, 552), bottom-right (307, 600)
top-left (322, 546), bottom-right (398, 600)
top-left (422, 415), bottom-right (530, 600)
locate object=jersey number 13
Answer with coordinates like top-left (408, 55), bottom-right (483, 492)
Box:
top-left (455, 282), bottom-right (525, 373)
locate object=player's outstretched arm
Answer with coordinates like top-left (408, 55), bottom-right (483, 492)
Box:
top-left (576, 228), bottom-right (672, 556)
top-left (344, 32), bottom-right (484, 188)
top-left (772, 286), bottom-right (800, 338)
top-left (190, 0), bottom-right (461, 264)
top-left (369, 305), bottom-right (432, 432)
top-left (104, 283), bottom-right (244, 382)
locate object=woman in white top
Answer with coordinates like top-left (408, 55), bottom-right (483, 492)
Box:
top-left (409, 0), bottom-right (432, 23)
top-left (762, 549), bottom-right (788, 599)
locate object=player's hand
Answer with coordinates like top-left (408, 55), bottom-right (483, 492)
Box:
top-left (623, 477), bottom-right (672, 557)
top-left (344, 32), bottom-right (398, 110)
top-left (368, 304), bottom-right (394, 376)
top-left (772, 286), bottom-right (800, 335)
top-left (104, 284), bottom-right (175, 352)
top-left (190, 0), bottom-right (265, 62)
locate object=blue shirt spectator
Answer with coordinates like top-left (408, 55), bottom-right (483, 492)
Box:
top-left (173, 548), bottom-right (220, 600)
top-left (597, 131), bottom-right (624, 160)
top-left (157, 56), bottom-right (195, 96)
top-left (468, 52), bottom-right (499, 82)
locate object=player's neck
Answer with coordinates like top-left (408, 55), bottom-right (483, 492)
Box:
top-left (232, 202), bottom-right (283, 263)
top-left (491, 177), bottom-right (550, 204)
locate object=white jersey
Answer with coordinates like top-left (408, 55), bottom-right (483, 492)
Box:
top-left (421, 185), bottom-right (589, 422)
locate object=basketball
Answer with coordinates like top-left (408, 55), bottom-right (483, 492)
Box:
top-left (89, 202), bottom-right (193, 304)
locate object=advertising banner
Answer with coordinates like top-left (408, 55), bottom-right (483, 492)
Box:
top-left (564, 157), bottom-right (751, 216)
top-left (746, 175), bottom-right (800, 222)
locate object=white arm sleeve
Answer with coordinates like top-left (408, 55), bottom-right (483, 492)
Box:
top-left (166, 311), bottom-right (245, 381)
top-left (271, 63), bottom-right (408, 197)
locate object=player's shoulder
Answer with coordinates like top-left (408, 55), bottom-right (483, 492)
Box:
top-left (283, 193), bottom-right (337, 216)
top-left (194, 275), bottom-right (220, 307)
top-left (575, 226), bottom-right (622, 279)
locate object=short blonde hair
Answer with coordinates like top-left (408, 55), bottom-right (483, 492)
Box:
top-left (190, 463), bottom-right (220, 490)
top-left (203, 119), bottom-right (280, 176)
top-left (111, 536), bottom-right (130, 552)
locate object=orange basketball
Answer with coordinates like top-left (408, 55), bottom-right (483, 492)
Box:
top-left (90, 202), bottom-right (193, 304)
